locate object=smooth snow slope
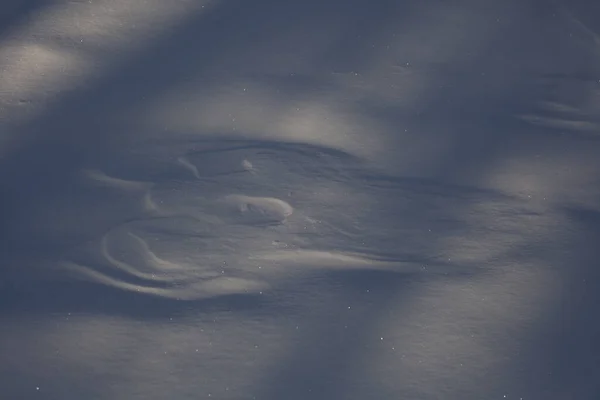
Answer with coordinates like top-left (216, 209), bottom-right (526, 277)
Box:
top-left (1, 0), bottom-right (600, 399)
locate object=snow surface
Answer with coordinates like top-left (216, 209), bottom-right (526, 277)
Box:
top-left (1, 0), bottom-right (600, 399)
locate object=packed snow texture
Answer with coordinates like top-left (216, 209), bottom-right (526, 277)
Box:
top-left (1, 0), bottom-right (600, 399)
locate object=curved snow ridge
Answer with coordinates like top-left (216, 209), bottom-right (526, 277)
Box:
top-left (81, 169), bottom-right (161, 214)
top-left (250, 250), bottom-right (464, 275)
top-left (250, 250), bottom-right (410, 270)
top-left (223, 194), bottom-right (293, 225)
top-left (62, 230), bottom-right (268, 300)
top-left (176, 153), bottom-right (255, 180)
top-left (64, 260), bottom-right (268, 300)
top-left (81, 169), bottom-right (152, 191)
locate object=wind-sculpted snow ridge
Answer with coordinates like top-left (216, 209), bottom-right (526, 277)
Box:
top-left (59, 138), bottom-right (526, 300)
top-left (516, 72), bottom-right (600, 140)
top-left (222, 194), bottom-right (293, 225)
top-left (63, 228), bottom-right (268, 301)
